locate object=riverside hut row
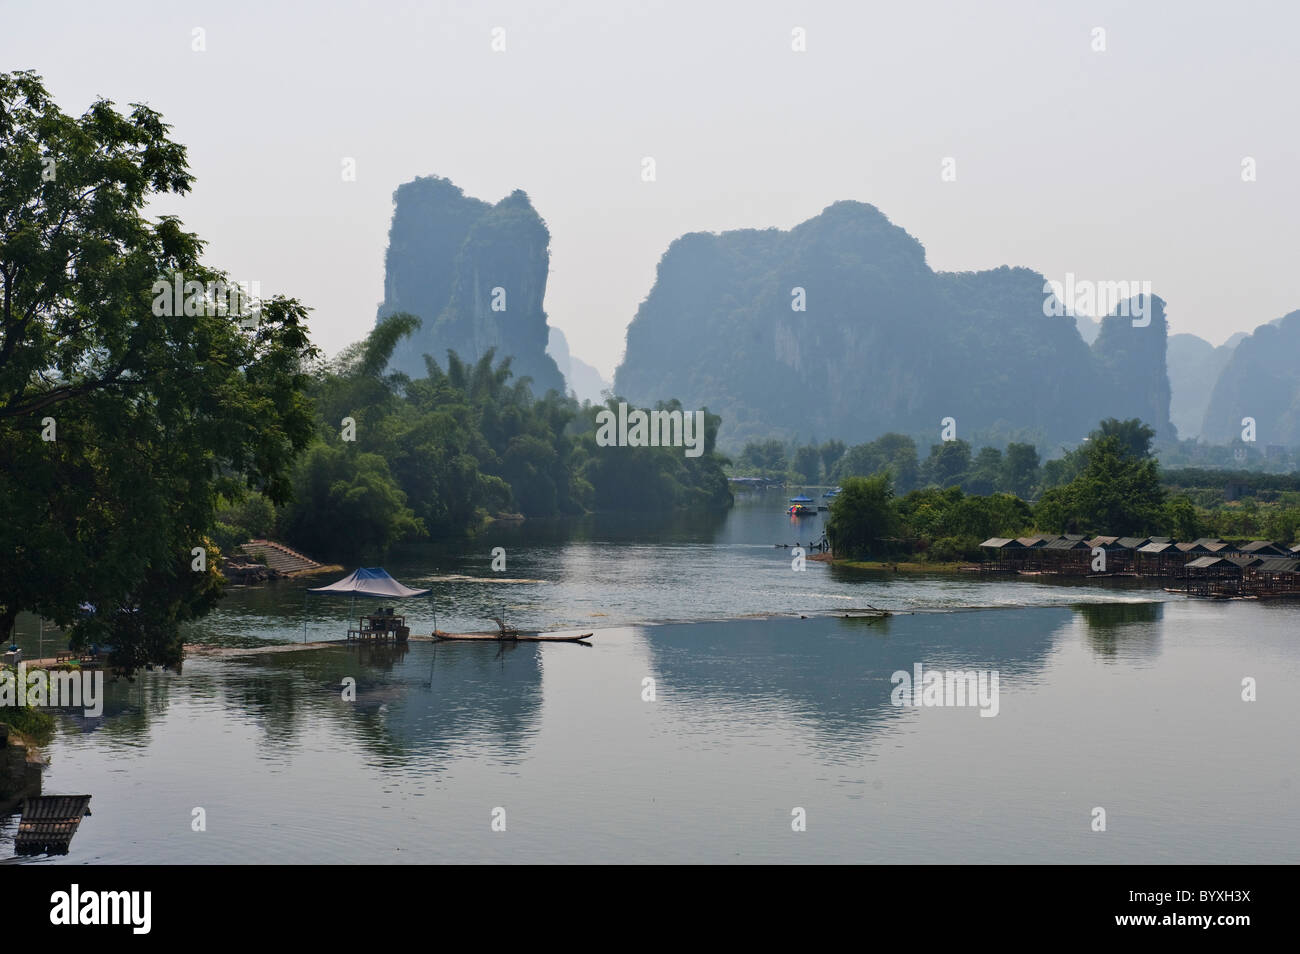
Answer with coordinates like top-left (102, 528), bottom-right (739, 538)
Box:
top-left (978, 535), bottom-right (1300, 598)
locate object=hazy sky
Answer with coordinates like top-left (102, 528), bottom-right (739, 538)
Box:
top-left (5, 0), bottom-right (1297, 377)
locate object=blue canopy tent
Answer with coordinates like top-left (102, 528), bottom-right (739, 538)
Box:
top-left (303, 568), bottom-right (432, 641)
top-left (308, 568), bottom-right (431, 599)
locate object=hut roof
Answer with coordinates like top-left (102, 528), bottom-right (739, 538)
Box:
top-left (1139, 542), bottom-right (1178, 554)
top-left (1016, 536), bottom-right (1051, 548)
top-left (1240, 540), bottom-right (1288, 555)
top-left (1087, 536), bottom-right (1120, 547)
top-left (1254, 558), bottom-right (1300, 574)
top-left (1176, 542), bottom-right (1212, 553)
top-left (1045, 537), bottom-right (1091, 550)
top-left (1185, 556), bottom-right (1239, 570)
top-left (980, 537), bottom-right (1018, 549)
top-left (1116, 537), bottom-right (1150, 549)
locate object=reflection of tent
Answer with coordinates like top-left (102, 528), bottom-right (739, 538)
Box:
top-left (308, 567), bottom-right (430, 598)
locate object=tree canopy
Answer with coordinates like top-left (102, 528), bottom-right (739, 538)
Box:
top-left (0, 71), bottom-right (318, 670)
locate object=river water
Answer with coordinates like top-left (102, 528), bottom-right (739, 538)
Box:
top-left (6, 490), bottom-right (1299, 863)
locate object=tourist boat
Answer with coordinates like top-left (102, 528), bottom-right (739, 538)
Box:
top-left (823, 488), bottom-right (840, 498)
top-left (789, 494), bottom-right (814, 504)
top-left (787, 504), bottom-right (815, 516)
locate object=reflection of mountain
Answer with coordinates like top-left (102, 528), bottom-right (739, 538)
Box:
top-left (639, 607), bottom-right (1148, 745)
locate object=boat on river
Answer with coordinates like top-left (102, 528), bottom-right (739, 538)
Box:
top-left (432, 630), bottom-right (594, 643)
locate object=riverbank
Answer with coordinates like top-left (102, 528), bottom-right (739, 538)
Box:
top-left (810, 553), bottom-right (966, 573)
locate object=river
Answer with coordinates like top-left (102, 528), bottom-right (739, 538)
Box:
top-left (6, 489), bottom-right (1298, 863)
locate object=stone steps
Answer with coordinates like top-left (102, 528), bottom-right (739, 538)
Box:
top-left (237, 540), bottom-right (324, 576)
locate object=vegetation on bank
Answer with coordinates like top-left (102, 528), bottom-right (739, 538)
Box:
top-left (215, 313), bottom-right (732, 563)
top-left (0, 666), bottom-right (56, 744)
top-left (823, 419), bottom-right (1259, 562)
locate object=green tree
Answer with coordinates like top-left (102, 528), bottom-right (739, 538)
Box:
top-left (827, 473), bottom-right (900, 559)
top-left (1037, 434), bottom-right (1166, 535)
top-left (966, 446), bottom-right (1003, 495)
top-left (1162, 494), bottom-right (1200, 540)
top-left (737, 439), bottom-right (787, 474)
top-left (1001, 442), bottom-right (1041, 498)
top-left (819, 439), bottom-right (846, 477)
top-left (0, 72), bottom-right (317, 670)
top-left (793, 444), bottom-right (821, 483)
top-left (1096, 418), bottom-right (1156, 459)
top-left (923, 440), bottom-right (972, 489)
top-left (835, 433), bottom-right (919, 491)
top-left (278, 444), bottom-right (424, 561)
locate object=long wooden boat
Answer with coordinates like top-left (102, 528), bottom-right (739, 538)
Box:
top-left (432, 630), bottom-right (594, 643)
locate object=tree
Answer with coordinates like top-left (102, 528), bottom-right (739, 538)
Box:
top-left (0, 72), bottom-right (317, 670)
top-left (819, 439), bottom-right (846, 477)
top-left (827, 473), bottom-right (900, 559)
top-left (278, 444), bottom-right (424, 561)
top-left (1096, 418), bottom-right (1156, 460)
top-left (1001, 442), bottom-right (1041, 498)
top-left (834, 433), bottom-right (919, 490)
top-left (1162, 495), bottom-right (1200, 541)
top-left (793, 445), bottom-right (821, 483)
top-left (737, 439), bottom-right (787, 474)
top-left (1035, 434), bottom-right (1167, 535)
top-left (966, 446), bottom-right (1003, 495)
top-left (923, 440), bottom-right (972, 489)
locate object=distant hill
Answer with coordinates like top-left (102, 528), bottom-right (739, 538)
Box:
top-left (376, 176), bottom-right (565, 395)
top-left (1201, 311), bottom-right (1300, 445)
top-left (547, 327), bottom-right (611, 404)
top-left (614, 201), bottom-right (1174, 450)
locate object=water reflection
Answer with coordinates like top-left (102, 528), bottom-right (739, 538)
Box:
top-left (640, 608), bottom-right (1072, 753)
top-left (1072, 602), bottom-right (1163, 660)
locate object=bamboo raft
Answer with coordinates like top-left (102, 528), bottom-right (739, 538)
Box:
top-left (432, 630), bottom-right (594, 643)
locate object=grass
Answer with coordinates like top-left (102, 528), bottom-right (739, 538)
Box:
top-left (0, 707), bottom-right (56, 746)
top-left (832, 559), bottom-right (967, 573)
